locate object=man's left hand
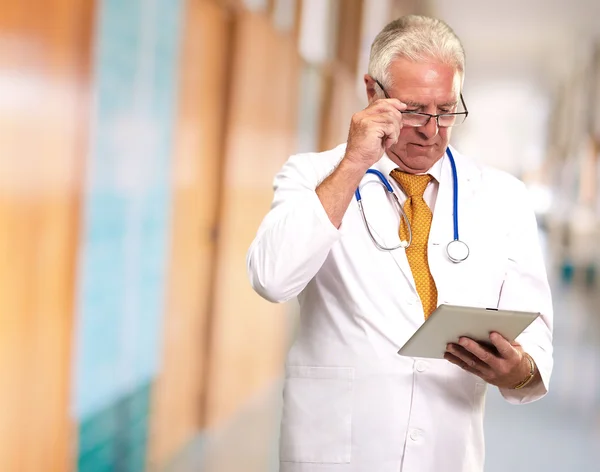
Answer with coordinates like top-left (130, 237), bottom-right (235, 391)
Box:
top-left (444, 332), bottom-right (533, 389)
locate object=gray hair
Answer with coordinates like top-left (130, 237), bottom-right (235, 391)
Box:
top-left (368, 15), bottom-right (465, 93)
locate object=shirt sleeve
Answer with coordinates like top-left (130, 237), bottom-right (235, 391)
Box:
top-left (246, 152), bottom-right (344, 303)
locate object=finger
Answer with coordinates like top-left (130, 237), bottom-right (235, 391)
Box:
top-left (368, 97), bottom-right (407, 111)
top-left (383, 135), bottom-right (398, 149)
top-left (377, 123), bottom-right (400, 148)
top-left (365, 98), bottom-right (407, 115)
top-left (489, 332), bottom-right (518, 360)
top-left (349, 114), bottom-right (401, 144)
top-left (373, 111), bottom-right (403, 129)
top-left (370, 112), bottom-right (404, 128)
top-left (387, 98), bottom-right (407, 112)
top-left (446, 343), bottom-right (492, 376)
top-left (360, 107), bottom-right (402, 128)
top-left (444, 352), bottom-right (481, 376)
top-left (456, 337), bottom-right (501, 370)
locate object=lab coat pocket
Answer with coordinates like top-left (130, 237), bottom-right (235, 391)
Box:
top-left (280, 366), bottom-right (354, 464)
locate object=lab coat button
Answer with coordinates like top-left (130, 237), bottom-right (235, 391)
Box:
top-left (416, 361), bottom-right (427, 372)
top-left (409, 429), bottom-right (420, 441)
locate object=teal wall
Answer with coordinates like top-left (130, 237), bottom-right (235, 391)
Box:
top-left (77, 383), bottom-right (152, 472)
top-left (73, 0), bottom-right (184, 470)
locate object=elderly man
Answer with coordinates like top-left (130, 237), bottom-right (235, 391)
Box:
top-left (246, 14), bottom-right (553, 472)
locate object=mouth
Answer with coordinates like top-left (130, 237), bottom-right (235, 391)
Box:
top-left (410, 143), bottom-right (435, 149)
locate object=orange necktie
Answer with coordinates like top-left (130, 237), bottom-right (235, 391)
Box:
top-left (390, 170), bottom-right (438, 319)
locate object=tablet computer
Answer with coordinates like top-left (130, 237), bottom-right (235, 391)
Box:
top-left (397, 304), bottom-right (540, 359)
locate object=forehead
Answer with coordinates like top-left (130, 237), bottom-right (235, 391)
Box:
top-left (388, 57), bottom-right (462, 103)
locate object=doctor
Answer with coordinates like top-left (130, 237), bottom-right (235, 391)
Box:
top-left (247, 14), bottom-right (553, 472)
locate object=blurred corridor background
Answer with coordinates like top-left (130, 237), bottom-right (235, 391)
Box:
top-left (1, 0), bottom-right (599, 471)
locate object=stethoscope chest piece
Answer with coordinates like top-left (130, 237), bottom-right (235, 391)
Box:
top-left (355, 147), bottom-right (470, 263)
top-left (446, 239), bottom-right (469, 263)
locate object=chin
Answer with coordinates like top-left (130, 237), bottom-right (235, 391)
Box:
top-left (405, 156), bottom-right (434, 171)
top-left (389, 144), bottom-right (444, 172)
top-left (403, 150), bottom-right (442, 172)
top-left (412, 144), bottom-right (444, 158)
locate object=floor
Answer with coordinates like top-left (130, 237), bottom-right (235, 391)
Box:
top-left (483, 280), bottom-right (600, 471)
top-left (165, 234), bottom-right (600, 472)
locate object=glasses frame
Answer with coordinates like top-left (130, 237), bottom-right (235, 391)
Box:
top-left (374, 78), bottom-right (469, 128)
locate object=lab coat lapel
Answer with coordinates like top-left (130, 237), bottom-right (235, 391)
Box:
top-left (428, 147), bottom-right (481, 299)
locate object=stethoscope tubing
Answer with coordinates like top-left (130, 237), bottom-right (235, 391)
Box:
top-left (355, 147), bottom-right (468, 262)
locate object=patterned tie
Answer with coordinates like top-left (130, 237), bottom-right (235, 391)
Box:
top-left (390, 170), bottom-right (438, 319)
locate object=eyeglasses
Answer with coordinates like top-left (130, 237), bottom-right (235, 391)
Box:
top-left (374, 78), bottom-right (469, 128)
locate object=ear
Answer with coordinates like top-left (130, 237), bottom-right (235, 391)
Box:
top-left (364, 74), bottom-right (379, 104)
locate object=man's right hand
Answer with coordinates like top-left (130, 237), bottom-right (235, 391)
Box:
top-left (315, 98), bottom-right (406, 228)
top-left (344, 98), bottom-right (407, 169)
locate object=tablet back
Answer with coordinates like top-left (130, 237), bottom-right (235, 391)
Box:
top-left (397, 304), bottom-right (540, 359)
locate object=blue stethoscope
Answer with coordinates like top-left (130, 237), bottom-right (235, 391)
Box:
top-left (354, 147), bottom-right (469, 263)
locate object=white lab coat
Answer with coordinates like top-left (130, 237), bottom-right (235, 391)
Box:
top-left (246, 144), bottom-right (553, 472)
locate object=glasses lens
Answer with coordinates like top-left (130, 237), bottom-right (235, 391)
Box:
top-left (403, 112), bottom-right (467, 127)
top-left (402, 113), bottom-right (429, 127)
top-left (438, 115), bottom-right (457, 127)
top-left (439, 113), bottom-right (467, 127)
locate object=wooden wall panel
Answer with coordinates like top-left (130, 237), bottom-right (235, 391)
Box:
top-left (314, 0), bottom-right (363, 152)
top-left (148, 0), bottom-right (232, 467)
top-left (0, 0), bottom-right (94, 471)
top-left (205, 10), bottom-right (300, 426)
top-left (319, 67), bottom-right (362, 152)
top-left (336, 0), bottom-right (363, 72)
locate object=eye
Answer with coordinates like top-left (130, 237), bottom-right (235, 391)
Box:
top-left (439, 109), bottom-right (452, 114)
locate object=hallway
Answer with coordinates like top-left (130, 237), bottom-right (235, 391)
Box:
top-left (4, 2), bottom-right (599, 470)
top-left (167, 240), bottom-right (600, 472)
top-left (484, 280), bottom-right (600, 471)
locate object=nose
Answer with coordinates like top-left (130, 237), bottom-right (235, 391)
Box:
top-left (417, 116), bottom-right (439, 139)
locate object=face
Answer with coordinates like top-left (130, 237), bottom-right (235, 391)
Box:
top-left (365, 57), bottom-right (463, 174)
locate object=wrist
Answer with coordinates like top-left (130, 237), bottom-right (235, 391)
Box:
top-left (511, 353), bottom-right (536, 390)
top-left (342, 150), bottom-right (374, 173)
top-left (315, 153), bottom-right (373, 229)
top-left (338, 153), bottom-right (371, 182)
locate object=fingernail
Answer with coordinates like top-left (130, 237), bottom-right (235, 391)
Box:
top-left (459, 338), bottom-right (468, 346)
